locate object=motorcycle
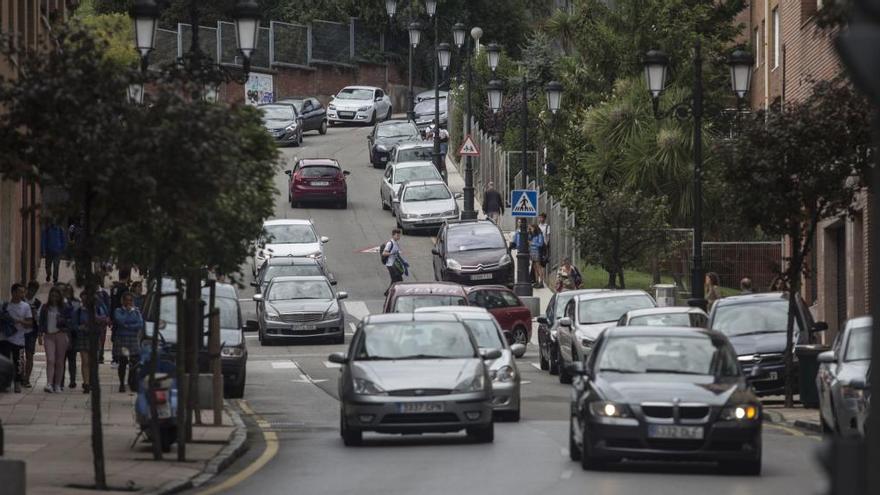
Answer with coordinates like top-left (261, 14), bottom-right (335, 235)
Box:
top-left (134, 338), bottom-right (178, 453)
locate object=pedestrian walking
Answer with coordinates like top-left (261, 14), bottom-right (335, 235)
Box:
top-left (555, 258), bottom-right (583, 292)
top-left (537, 213), bottom-right (550, 266)
top-left (740, 277), bottom-right (754, 295)
top-left (705, 272), bottom-right (722, 309)
top-left (482, 182), bottom-right (504, 224)
top-left (512, 224), bottom-right (546, 288)
top-left (59, 283), bottom-right (80, 390)
top-left (381, 229), bottom-right (407, 297)
top-left (96, 278), bottom-right (111, 363)
top-left (112, 292), bottom-right (143, 393)
top-left (109, 266), bottom-right (132, 368)
top-left (73, 289), bottom-right (109, 394)
top-left (41, 220), bottom-right (67, 284)
top-left (38, 287), bottom-right (70, 393)
top-left (23, 280), bottom-right (42, 388)
top-left (0, 283), bottom-right (35, 393)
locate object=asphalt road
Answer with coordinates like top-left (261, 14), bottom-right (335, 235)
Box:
top-left (186, 121), bottom-right (827, 495)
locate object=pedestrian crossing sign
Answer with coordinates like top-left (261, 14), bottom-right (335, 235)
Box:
top-left (511, 189), bottom-right (538, 218)
top-left (458, 134), bottom-right (480, 156)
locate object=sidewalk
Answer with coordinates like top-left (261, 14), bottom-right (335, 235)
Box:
top-left (761, 396), bottom-right (823, 433)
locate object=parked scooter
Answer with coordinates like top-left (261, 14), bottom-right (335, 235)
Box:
top-left (134, 339), bottom-right (178, 452)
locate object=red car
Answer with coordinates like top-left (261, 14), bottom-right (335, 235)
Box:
top-left (382, 282), bottom-right (468, 313)
top-left (465, 286), bottom-right (532, 345)
top-left (286, 158), bottom-right (350, 209)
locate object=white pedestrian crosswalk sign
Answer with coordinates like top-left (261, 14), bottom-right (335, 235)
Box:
top-left (511, 189), bottom-right (538, 217)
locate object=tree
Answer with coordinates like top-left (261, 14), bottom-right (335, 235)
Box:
top-left (722, 79), bottom-right (873, 407)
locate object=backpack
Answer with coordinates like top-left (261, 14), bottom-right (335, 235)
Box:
top-left (379, 241), bottom-right (393, 265)
top-left (0, 302), bottom-right (16, 338)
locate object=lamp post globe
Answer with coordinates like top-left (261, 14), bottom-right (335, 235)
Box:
top-left (470, 27), bottom-right (483, 43)
top-left (728, 49), bottom-right (754, 100)
top-left (408, 21), bottom-right (422, 48)
top-left (425, 0), bottom-right (437, 18)
top-left (487, 79), bottom-right (504, 113)
top-left (130, 0), bottom-right (159, 59)
top-left (452, 23), bottom-right (467, 49)
top-left (486, 42), bottom-right (501, 72)
top-left (233, 0), bottom-right (261, 59)
top-left (642, 49), bottom-right (669, 99)
top-left (545, 81), bottom-right (563, 114)
top-left (385, 0), bottom-right (397, 18)
top-left (437, 43), bottom-right (452, 71)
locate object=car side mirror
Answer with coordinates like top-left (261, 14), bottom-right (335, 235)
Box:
top-left (337, 291), bottom-right (349, 300)
top-left (480, 348), bottom-right (502, 360)
top-left (536, 316), bottom-right (549, 325)
top-left (812, 321), bottom-right (829, 333)
top-left (454, 192), bottom-right (463, 199)
top-left (817, 350), bottom-right (837, 363)
top-left (244, 320), bottom-right (259, 332)
top-left (320, 236), bottom-right (330, 244)
top-left (284, 170), bottom-right (292, 176)
top-left (252, 294), bottom-right (263, 302)
top-left (330, 279), bottom-right (338, 286)
top-left (343, 170), bottom-right (351, 176)
top-left (565, 362), bottom-right (587, 376)
top-left (375, 96), bottom-right (382, 101)
top-left (431, 247), bottom-right (441, 255)
top-left (328, 352), bottom-right (348, 364)
top-left (559, 317), bottom-right (572, 328)
top-left (510, 343), bottom-right (526, 358)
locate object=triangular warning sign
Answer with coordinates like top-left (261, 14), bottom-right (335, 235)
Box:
top-left (458, 134), bottom-right (480, 156)
top-left (512, 193), bottom-right (537, 214)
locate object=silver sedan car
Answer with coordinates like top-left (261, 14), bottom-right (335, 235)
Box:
top-left (380, 161), bottom-right (443, 211)
top-left (817, 316), bottom-right (872, 436)
top-left (415, 306), bottom-right (526, 421)
top-left (393, 180), bottom-right (460, 233)
top-left (328, 313), bottom-right (499, 446)
top-left (254, 276), bottom-right (347, 345)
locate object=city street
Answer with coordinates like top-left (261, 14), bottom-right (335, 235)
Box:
top-left (187, 123), bottom-right (827, 495)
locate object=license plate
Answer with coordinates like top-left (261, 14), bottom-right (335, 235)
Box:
top-left (470, 273), bottom-right (493, 281)
top-left (292, 324), bottom-right (317, 331)
top-left (399, 402), bottom-right (445, 413)
top-left (647, 425), bottom-right (704, 440)
top-left (339, 111), bottom-right (354, 118)
top-left (752, 370), bottom-right (779, 382)
top-left (157, 403), bottom-right (172, 419)
top-left (311, 181), bottom-right (330, 186)
top-left (380, 156), bottom-right (388, 161)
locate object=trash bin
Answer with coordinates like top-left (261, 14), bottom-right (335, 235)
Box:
top-left (653, 284), bottom-right (677, 307)
top-left (795, 344), bottom-right (830, 408)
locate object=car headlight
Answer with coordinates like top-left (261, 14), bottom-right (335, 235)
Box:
top-left (325, 306), bottom-right (340, 320)
top-left (589, 401), bottom-right (632, 418)
top-left (453, 374), bottom-right (485, 393)
top-left (491, 365), bottom-right (516, 383)
top-left (400, 212), bottom-right (417, 220)
top-left (328, 104), bottom-right (336, 110)
top-left (353, 378), bottom-right (385, 395)
top-left (307, 251), bottom-right (323, 259)
top-left (266, 312), bottom-right (281, 322)
top-left (285, 123), bottom-right (298, 131)
top-left (221, 346), bottom-right (244, 358)
top-left (441, 209), bottom-right (457, 217)
top-left (842, 386), bottom-right (865, 401)
top-left (446, 259), bottom-right (462, 271)
top-left (358, 106), bottom-right (371, 112)
top-left (499, 254), bottom-right (512, 265)
top-left (720, 404), bottom-right (760, 421)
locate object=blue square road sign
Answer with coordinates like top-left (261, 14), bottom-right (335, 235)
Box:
top-left (511, 189), bottom-right (538, 218)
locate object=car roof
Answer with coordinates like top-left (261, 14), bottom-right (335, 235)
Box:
top-left (465, 285), bottom-right (513, 293)
top-left (263, 218), bottom-right (312, 226)
top-left (712, 292), bottom-right (788, 307)
top-left (394, 161), bottom-right (435, 169)
top-left (269, 275), bottom-right (329, 283)
top-left (298, 158), bottom-right (339, 167)
top-left (363, 312), bottom-right (462, 325)
top-left (401, 179), bottom-right (446, 188)
top-left (846, 316), bottom-right (873, 328)
top-left (604, 325), bottom-right (725, 340)
top-left (378, 119), bottom-right (414, 126)
top-left (265, 256), bottom-right (321, 266)
top-left (390, 282), bottom-right (467, 296)
top-left (575, 290), bottom-right (651, 301)
top-left (626, 306), bottom-right (707, 318)
top-left (446, 219), bottom-right (497, 228)
top-left (258, 102), bottom-right (295, 107)
top-left (341, 85), bottom-right (381, 91)
top-left (394, 142), bottom-right (433, 150)
top-left (414, 306), bottom-right (490, 317)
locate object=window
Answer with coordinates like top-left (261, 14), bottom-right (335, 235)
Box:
top-left (753, 27), bottom-right (761, 67)
top-left (772, 8), bottom-right (780, 69)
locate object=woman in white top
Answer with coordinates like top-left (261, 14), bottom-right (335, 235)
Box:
top-left (38, 287), bottom-right (69, 393)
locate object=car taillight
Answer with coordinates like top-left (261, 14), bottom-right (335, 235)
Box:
top-left (336, 173), bottom-right (345, 182)
top-left (294, 172), bottom-right (304, 183)
top-left (153, 390), bottom-right (168, 404)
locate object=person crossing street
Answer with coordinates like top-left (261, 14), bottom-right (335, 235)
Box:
top-left (381, 229), bottom-right (408, 296)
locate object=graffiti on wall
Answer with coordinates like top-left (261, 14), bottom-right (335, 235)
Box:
top-left (245, 73), bottom-right (274, 105)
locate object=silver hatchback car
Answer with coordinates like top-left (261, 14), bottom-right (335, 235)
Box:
top-left (817, 316), bottom-right (872, 436)
top-left (393, 180), bottom-right (460, 233)
top-left (329, 313), bottom-right (499, 445)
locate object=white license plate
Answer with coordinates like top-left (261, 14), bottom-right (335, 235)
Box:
top-left (157, 403), bottom-right (172, 419)
top-left (311, 181), bottom-right (330, 186)
top-left (470, 273), bottom-right (493, 281)
top-left (380, 156), bottom-right (388, 161)
top-left (398, 402), bottom-right (445, 413)
top-left (339, 112), bottom-right (354, 118)
top-left (647, 425), bottom-right (704, 440)
top-left (292, 324), bottom-right (317, 331)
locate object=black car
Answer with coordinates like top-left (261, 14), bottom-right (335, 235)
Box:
top-left (566, 326), bottom-right (762, 474)
top-left (252, 256), bottom-right (336, 295)
top-left (432, 220), bottom-right (514, 286)
top-left (277, 97), bottom-right (328, 135)
top-left (258, 103), bottom-right (304, 147)
top-left (708, 292), bottom-right (827, 396)
top-left (367, 120), bottom-right (421, 167)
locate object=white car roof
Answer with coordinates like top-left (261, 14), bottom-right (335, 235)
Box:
top-left (626, 306), bottom-right (707, 318)
top-left (263, 218), bottom-right (312, 226)
top-left (576, 290), bottom-right (652, 301)
top-left (394, 161), bottom-right (435, 169)
top-left (340, 85), bottom-right (380, 91)
top-left (415, 306), bottom-right (492, 319)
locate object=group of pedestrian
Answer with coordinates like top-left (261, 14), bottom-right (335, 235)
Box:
top-left (704, 273), bottom-right (788, 310)
top-left (0, 265), bottom-right (146, 395)
top-left (510, 213), bottom-right (551, 289)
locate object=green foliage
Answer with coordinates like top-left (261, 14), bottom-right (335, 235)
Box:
top-left (74, 8), bottom-right (139, 69)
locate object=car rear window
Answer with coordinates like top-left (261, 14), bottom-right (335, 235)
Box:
top-left (628, 313), bottom-right (693, 327)
top-left (447, 224), bottom-right (506, 251)
top-left (845, 325), bottom-right (872, 361)
top-left (579, 295), bottom-right (655, 324)
top-left (300, 166), bottom-right (338, 178)
top-left (394, 165), bottom-right (441, 184)
top-left (393, 295), bottom-right (467, 313)
top-left (397, 147), bottom-right (434, 162)
top-left (262, 265), bottom-right (323, 285)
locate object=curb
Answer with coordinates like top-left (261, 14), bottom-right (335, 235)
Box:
top-left (764, 409), bottom-right (824, 434)
top-left (145, 402), bottom-right (249, 495)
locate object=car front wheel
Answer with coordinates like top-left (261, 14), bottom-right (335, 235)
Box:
top-left (568, 416), bottom-right (581, 461)
top-left (466, 422), bottom-right (494, 443)
top-left (340, 413), bottom-right (362, 446)
top-left (512, 325), bottom-right (529, 346)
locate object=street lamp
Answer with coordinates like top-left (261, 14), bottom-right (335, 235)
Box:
top-left (642, 42), bottom-right (752, 308)
top-left (457, 25), bottom-right (483, 220)
top-left (437, 42), bottom-right (452, 71)
top-left (385, 0), bottom-right (397, 18)
top-left (233, 0), bottom-right (261, 61)
top-left (425, 0), bottom-right (437, 18)
top-left (452, 22), bottom-right (466, 49)
top-left (545, 81), bottom-right (563, 115)
top-left (486, 79), bottom-right (504, 113)
top-left (131, 0), bottom-right (159, 70)
top-left (407, 21), bottom-right (422, 120)
top-left (486, 42), bottom-right (501, 73)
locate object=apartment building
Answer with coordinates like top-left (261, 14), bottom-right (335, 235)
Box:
top-left (746, 0), bottom-right (869, 338)
top-left (0, 0), bottom-right (69, 295)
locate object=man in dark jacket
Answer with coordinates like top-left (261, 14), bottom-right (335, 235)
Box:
top-left (483, 182), bottom-right (504, 224)
top-left (41, 220), bottom-right (67, 284)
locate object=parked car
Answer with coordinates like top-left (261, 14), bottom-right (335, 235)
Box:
top-left (432, 220), bottom-right (514, 286)
top-left (817, 316), bottom-right (872, 436)
top-left (382, 281), bottom-right (467, 313)
top-left (276, 96), bottom-right (327, 135)
top-left (252, 256), bottom-right (335, 295)
top-left (537, 289), bottom-right (607, 375)
top-left (144, 280), bottom-right (248, 398)
top-left (253, 219), bottom-right (329, 276)
top-left (258, 103), bottom-right (303, 147)
top-left (380, 161), bottom-right (443, 211)
top-left (708, 292), bottom-right (827, 396)
top-left (566, 326), bottom-right (762, 475)
top-left (415, 306), bottom-right (525, 421)
top-left (415, 89), bottom-right (449, 104)
top-left (368, 120), bottom-right (421, 167)
top-left (389, 141), bottom-right (435, 165)
top-left (254, 275), bottom-right (347, 345)
top-left (285, 158), bottom-right (350, 209)
top-left (413, 96), bottom-right (448, 131)
top-left (557, 290), bottom-right (656, 384)
top-left (618, 306), bottom-right (709, 328)
top-left (329, 312), bottom-right (497, 445)
top-left (393, 180), bottom-right (460, 234)
top-left (328, 85), bottom-right (392, 126)
top-left (465, 286), bottom-right (532, 345)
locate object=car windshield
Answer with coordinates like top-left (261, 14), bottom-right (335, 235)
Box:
top-left (447, 224), bottom-right (506, 251)
top-left (267, 280), bottom-right (333, 301)
top-left (264, 224), bottom-right (317, 244)
top-left (845, 325), bottom-right (872, 361)
top-left (414, 98), bottom-right (448, 114)
top-left (711, 300), bottom-right (793, 337)
top-left (403, 184), bottom-right (450, 202)
top-left (597, 335), bottom-right (740, 376)
top-left (300, 166), bottom-right (339, 178)
top-left (629, 313), bottom-right (693, 327)
top-left (396, 147), bottom-right (434, 162)
top-left (394, 165), bottom-right (441, 184)
top-left (262, 264), bottom-right (324, 286)
top-left (378, 122), bottom-right (418, 138)
top-left (463, 319), bottom-right (505, 348)
top-left (260, 105), bottom-right (295, 120)
top-left (336, 88), bottom-right (374, 100)
top-left (579, 295), bottom-right (655, 324)
top-left (357, 322), bottom-right (476, 360)
top-left (393, 295), bottom-right (467, 312)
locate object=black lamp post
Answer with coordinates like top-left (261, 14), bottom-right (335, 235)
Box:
top-left (407, 20), bottom-right (422, 120)
top-left (642, 42), bottom-right (753, 309)
top-left (435, 42), bottom-right (451, 179)
top-left (455, 24), bottom-right (482, 220)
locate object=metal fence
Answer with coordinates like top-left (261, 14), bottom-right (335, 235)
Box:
top-left (271, 21), bottom-right (309, 68)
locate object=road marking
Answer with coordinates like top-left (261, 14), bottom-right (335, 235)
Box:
top-left (559, 447), bottom-right (569, 458)
top-left (270, 361), bottom-right (298, 369)
top-left (529, 362), bottom-right (542, 371)
top-left (238, 298), bottom-right (255, 303)
top-left (765, 422), bottom-right (819, 440)
top-left (560, 469), bottom-right (573, 480)
top-left (521, 380), bottom-right (532, 385)
top-left (292, 374), bottom-right (329, 384)
top-left (193, 400), bottom-right (279, 495)
top-left (244, 334), bottom-right (259, 339)
top-left (348, 322), bottom-right (357, 333)
top-left (343, 300), bottom-right (370, 321)
top-left (324, 361), bottom-right (341, 369)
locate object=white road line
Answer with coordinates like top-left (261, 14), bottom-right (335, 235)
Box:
top-left (560, 470), bottom-right (573, 480)
top-left (238, 298), bottom-right (255, 303)
top-left (529, 362), bottom-right (542, 371)
top-left (244, 334), bottom-right (259, 339)
top-left (559, 448), bottom-right (568, 458)
top-left (348, 322), bottom-right (357, 333)
top-left (323, 361), bottom-right (341, 369)
top-left (530, 325), bottom-right (539, 345)
top-left (343, 300), bottom-right (370, 321)
top-left (270, 361), bottom-right (298, 369)
top-left (521, 380), bottom-right (532, 385)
